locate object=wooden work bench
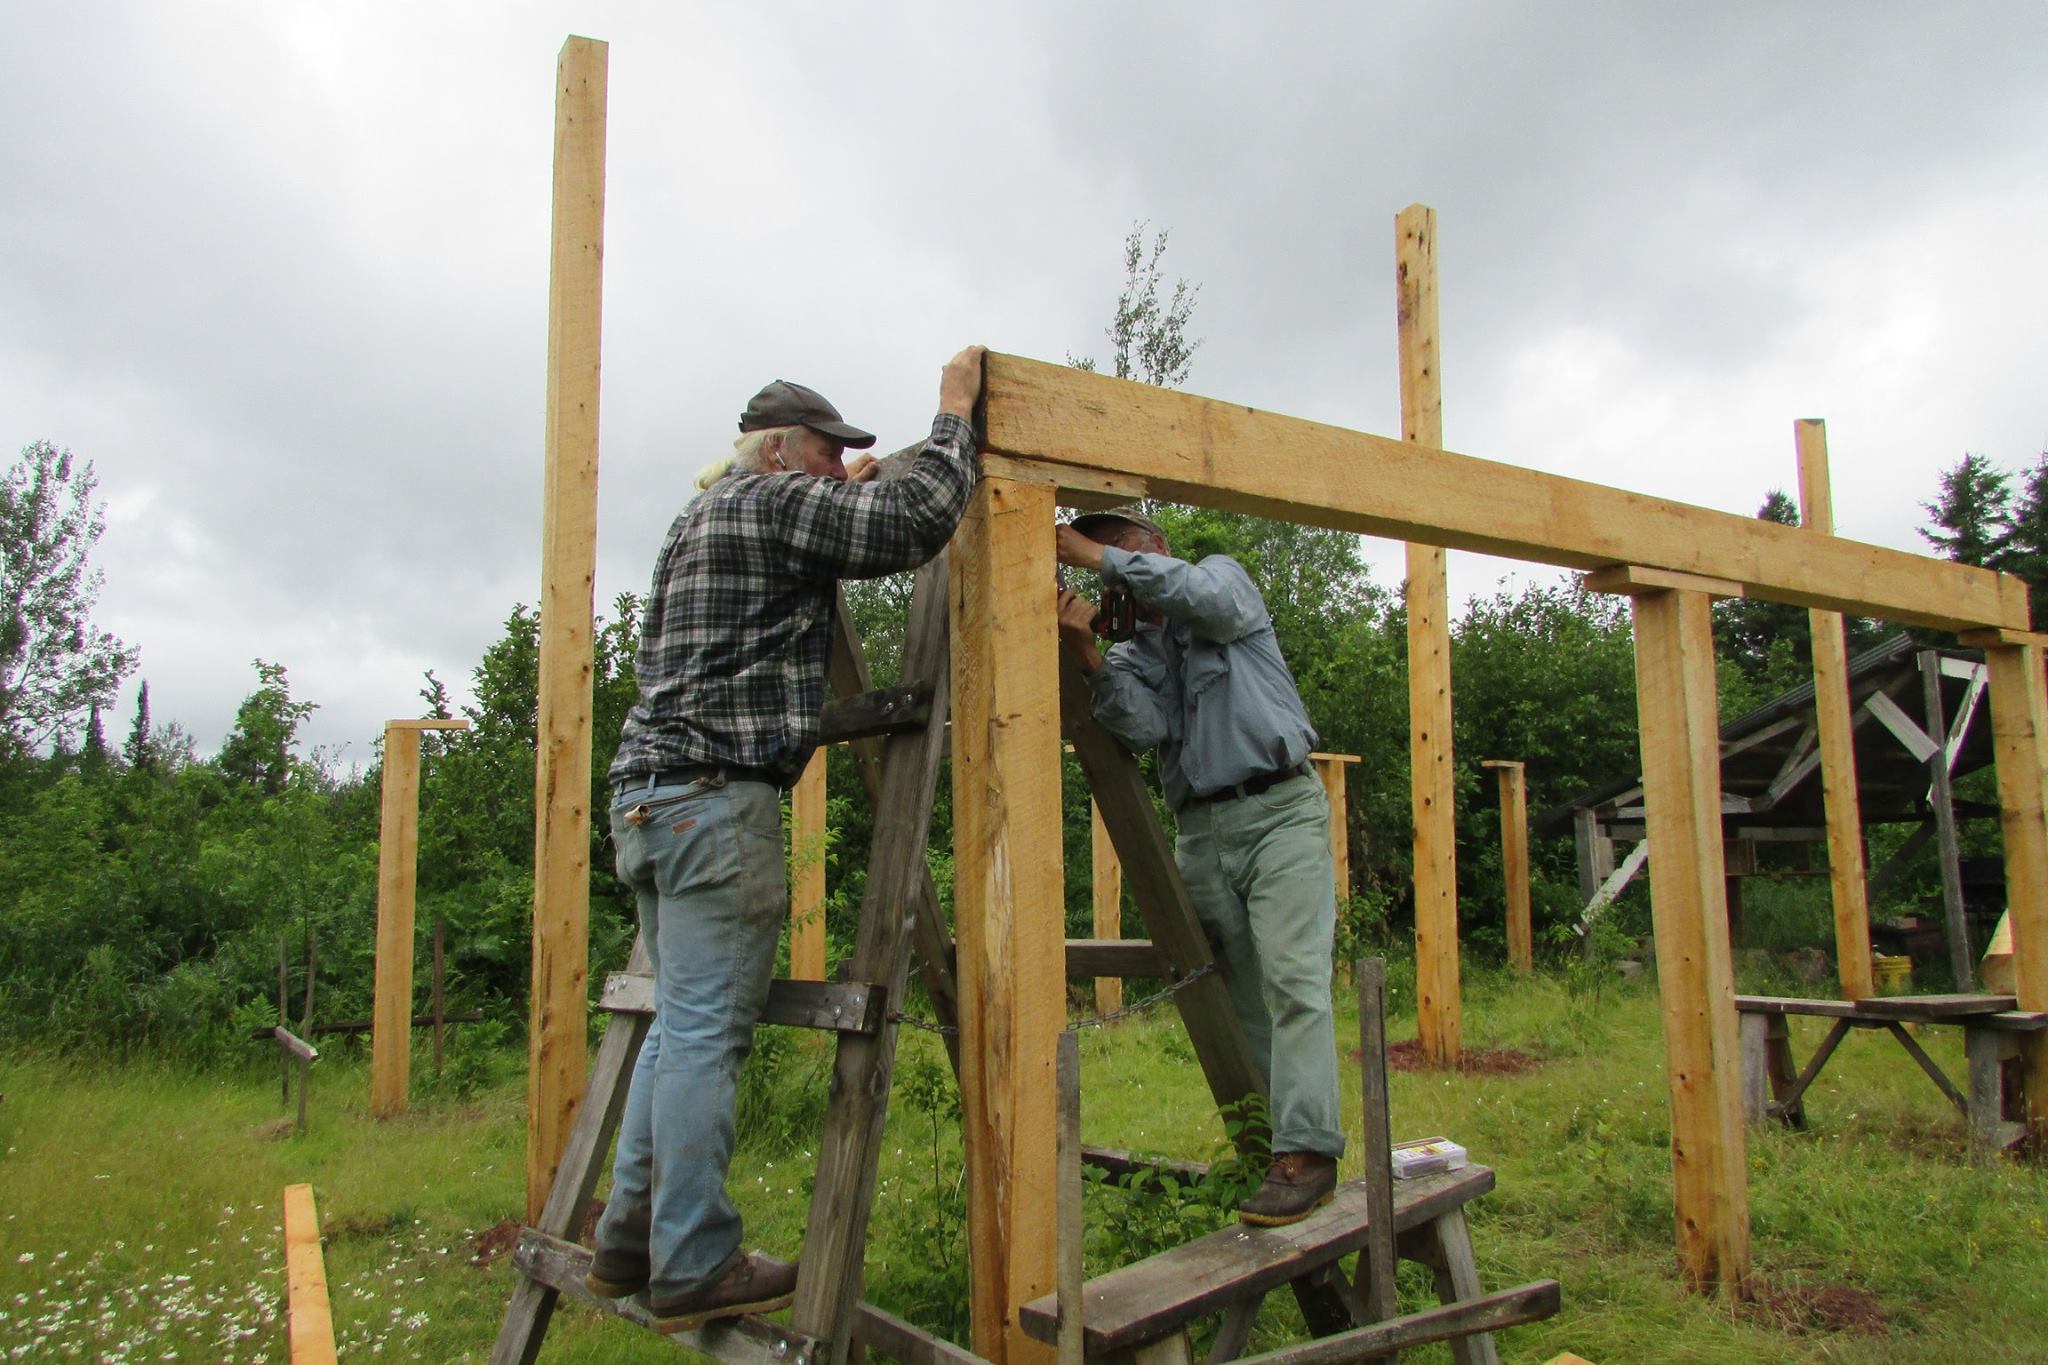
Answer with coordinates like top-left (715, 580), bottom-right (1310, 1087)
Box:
top-left (1736, 993), bottom-right (2044, 1160)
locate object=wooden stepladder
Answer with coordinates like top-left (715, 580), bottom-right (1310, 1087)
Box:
top-left (491, 559), bottom-right (967, 1365)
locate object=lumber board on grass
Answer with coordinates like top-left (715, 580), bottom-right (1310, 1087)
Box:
top-left (1399, 204), bottom-right (1461, 1071)
top-left (977, 354), bottom-right (2024, 631)
top-left (1630, 585), bottom-right (1750, 1293)
top-left (796, 557), bottom-right (957, 1364)
top-left (1798, 420), bottom-right (1875, 1003)
top-left (283, 1183), bottom-right (336, 1365)
top-left (1228, 1282), bottom-right (1561, 1365)
top-left (528, 34), bottom-right (607, 1222)
top-left (512, 1229), bottom-right (820, 1364)
top-left (951, 479), bottom-right (1067, 1365)
top-left (372, 723), bottom-right (422, 1117)
top-left (1017, 1165), bottom-right (1496, 1351)
top-left (599, 971), bottom-right (887, 1033)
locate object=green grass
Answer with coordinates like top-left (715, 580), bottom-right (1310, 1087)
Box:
top-left (3, 965), bottom-right (2046, 1361)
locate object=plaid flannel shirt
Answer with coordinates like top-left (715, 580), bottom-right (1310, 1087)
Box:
top-left (607, 412), bottom-right (978, 789)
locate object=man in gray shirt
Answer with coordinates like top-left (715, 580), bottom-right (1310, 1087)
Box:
top-left (1055, 511), bottom-right (1344, 1225)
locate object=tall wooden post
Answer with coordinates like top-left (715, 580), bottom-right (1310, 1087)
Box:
top-left (1090, 801), bottom-right (1123, 1014)
top-left (952, 477), bottom-right (1064, 1365)
top-left (1397, 202), bottom-right (1461, 1067)
top-left (1977, 638), bottom-right (2048, 1129)
top-left (790, 748), bottom-right (828, 981)
top-left (372, 718), bottom-right (469, 1117)
top-left (1625, 578), bottom-right (1750, 1293)
top-left (1311, 752), bottom-right (1359, 908)
top-left (1796, 420), bottom-right (1874, 1000)
top-left (529, 34), bottom-right (607, 1223)
top-left (1482, 760), bottom-right (1533, 973)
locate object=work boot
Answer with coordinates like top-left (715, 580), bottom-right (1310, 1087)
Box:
top-left (1237, 1152), bottom-right (1338, 1227)
top-left (650, 1251), bottom-right (799, 1334)
top-left (584, 1244), bottom-right (649, 1299)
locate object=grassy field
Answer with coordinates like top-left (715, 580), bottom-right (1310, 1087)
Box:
top-left (2, 962), bottom-right (2045, 1362)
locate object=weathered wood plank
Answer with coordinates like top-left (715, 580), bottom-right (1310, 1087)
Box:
top-left (1064, 939), bottom-right (1169, 981)
top-left (796, 556), bottom-right (958, 1363)
top-left (512, 1229), bottom-right (820, 1364)
top-left (1921, 651), bottom-right (1975, 989)
top-left (1017, 1166), bottom-right (1497, 1351)
top-left (283, 1183), bottom-right (336, 1365)
top-left (1228, 1282), bottom-right (1560, 1365)
top-left (528, 33), bottom-right (607, 1222)
top-left (1355, 960), bottom-right (1398, 1331)
top-left (978, 355), bottom-right (2025, 631)
top-left (821, 684), bottom-right (934, 744)
top-left (599, 972), bottom-right (886, 1034)
top-left (1630, 586), bottom-right (1749, 1293)
top-left (1078, 1145), bottom-right (1213, 1193)
top-left (1849, 993), bottom-right (2020, 1020)
top-left (1422, 1211), bottom-right (1500, 1365)
top-left (372, 724), bottom-right (422, 1117)
top-left (1057, 1032), bottom-right (1084, 1365)
top-left (952, 479), bottom-right (1066, 1365)
top-left (1797, 420), bottom-right (1875, 1003)
top-left (858, 1301), bottom-right (994, 1365)
top-left (1399, 204), bottom-right (1461, 1070)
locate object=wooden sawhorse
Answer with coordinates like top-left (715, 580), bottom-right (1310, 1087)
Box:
top-left (1737, 993), bottom-right (2044, 1160)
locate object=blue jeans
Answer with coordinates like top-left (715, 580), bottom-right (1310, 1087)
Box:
top-left (594, 775), bottom-right (787, 1297)
top-left (1174, 772), bottom-right (1346, 1159)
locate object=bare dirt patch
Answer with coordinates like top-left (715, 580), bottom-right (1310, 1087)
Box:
top-left (470, 1218), bottom-right (522, 1268)
top-left (1372, 1039), bottom-right (1545, 1076)
top-left (1743, 1279), bottom-right (1891, 1337)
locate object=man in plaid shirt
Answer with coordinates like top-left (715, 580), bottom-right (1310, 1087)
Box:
top-left (589, 346), bottom-right (985, 1332)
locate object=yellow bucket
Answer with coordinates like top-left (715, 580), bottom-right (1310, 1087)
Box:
top-left (1873, 954), bottom-right (1913, 996)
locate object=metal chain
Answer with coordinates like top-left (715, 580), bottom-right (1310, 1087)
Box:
top-left (888, 961), bottom-right (1216, 1038)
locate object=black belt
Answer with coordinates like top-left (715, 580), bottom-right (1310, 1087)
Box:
top-left (615, 764), bottom-right (785, 797)
top-left (1186, 763), bottom-right (1310, 807)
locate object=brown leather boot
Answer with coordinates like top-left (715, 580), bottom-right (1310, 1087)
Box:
top-left (649, 1251), bottom-right (799, 1333)
top-left (1237, 1152), bottom-right (1338, 1227)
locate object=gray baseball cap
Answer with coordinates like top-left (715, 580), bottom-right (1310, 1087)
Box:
top-left (1069, 509), bottom-right (1167, 542)
top-left (739, 380), bottom-right (877, 449)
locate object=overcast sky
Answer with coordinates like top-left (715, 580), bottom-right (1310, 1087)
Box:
top-left (5, 2), bottom-right (2045, 766)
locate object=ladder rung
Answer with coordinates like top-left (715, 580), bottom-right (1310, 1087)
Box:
top-left (512, 1228), bottom-right (822, 1364)
top-left (600, 972), bottom-right (888, 1035)
top-left (821, 683), bottom-right (933, 744)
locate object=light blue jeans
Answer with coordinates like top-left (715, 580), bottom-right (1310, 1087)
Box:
top-left (1174, 772), bottom-right (1346, 1159)
top-left (594, 774), bottom-right (787, 1298)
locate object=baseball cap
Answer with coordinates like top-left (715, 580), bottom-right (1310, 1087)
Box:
top-left (739, 380), bottom-right (877, 449)
top-left (1069, 508), bottom-right (1167, 542)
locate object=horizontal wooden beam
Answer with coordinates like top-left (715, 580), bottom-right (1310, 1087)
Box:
top-left (1582, 564), bottom-right (1745, 600)
top-left (1064, 939), bottom-right (1168, 980)
top-left (1958, 627), bottom-right (2048, 648)
top-left (980, 354), bottom-right (2025, 631)
top-left (385, 718), bottom-right (472, 732)
top-left (599, 972), bottom-right (886, 1034)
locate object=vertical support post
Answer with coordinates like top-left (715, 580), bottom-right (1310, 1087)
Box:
top-left (1573, 806), bottom-right (1614, 906)
top-left (952, 477), bottom-right (1065, 1365)
top-left (1396, 202), bottom-right (1461, 1069)
top-left (1629, 585), bottom-right (1750, 1294)
top-left (372, 723), bottom-right (423, 1118)
top-left (791, 747), bottom-right (828, 981)
top-left (1312, 753), bottom-right (1357, 909)
top-left (1483, 761), bottom-right (1532, 973)
top-left (1355, 959), bottom-right (1397, 1329)
top-left (528, 35), bottom-right (607, 1223)
top-left (1919, 650), bottom-right (1974, 988)
top-left (1982, 642), bottom-right (2048, 1130)
top-left (1795, 420), bottom-right (1874, 1000)
top-left (1056, 1030), bottom-right (1084, 1365)
top-left (1091, 800), bottom-right (1123, 1014)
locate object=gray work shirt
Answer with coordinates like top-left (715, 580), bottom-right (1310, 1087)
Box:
top-left (1084, 547), bottom-right (1319, 811)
